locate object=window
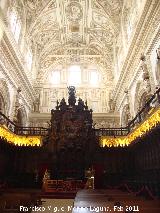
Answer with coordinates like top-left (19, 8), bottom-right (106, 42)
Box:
top-left (9, 10), bottom-right (21, 42)
top-left (90, 70), bottom-right (99, 86)
top-left (68, 65), bottom-right (81, 85)
top-left (50, 71), bottom-right (60, 85)
top-left (26, 49), bottom-right (32, 70)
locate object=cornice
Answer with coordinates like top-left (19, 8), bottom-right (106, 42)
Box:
top-left (113, 0), bottom-right (160, 109)
top-left (1, 32), bottom-right (36, 105)
top-left (0, 13), bottom-right (36, 99)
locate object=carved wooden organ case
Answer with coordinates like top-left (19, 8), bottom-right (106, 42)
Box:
top-left (49, 86), bottom-right (94, 179)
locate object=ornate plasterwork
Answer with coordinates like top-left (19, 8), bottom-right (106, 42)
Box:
top-left (113, 0), bottom-right (160, 110)
top-left (28, 112), bottom-right (120, 128)
top-left (0, 32), bottom-right (35, 108)
top-left (93, 0), bottom-right (122, 31)
top-left (0, 79), bottom-right (10, 115)
top-left (66, 2), bottom-right (83, 22)
top-left (16, 0), bottom-right (123, 85)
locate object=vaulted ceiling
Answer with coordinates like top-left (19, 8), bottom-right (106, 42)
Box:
top-left (21, 0), bottom-right (123, 84)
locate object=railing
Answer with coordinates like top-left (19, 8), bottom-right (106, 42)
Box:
top-left (95, 127), bottom-right (129, 137)
top-left (0, 111), bottom-right (48, 136)
top-left (1, 88), bottom-right (160, 137)
top-left (95, 87), bottom-right (160, 137)
top-left (128, 88), bottom-right (160, 132)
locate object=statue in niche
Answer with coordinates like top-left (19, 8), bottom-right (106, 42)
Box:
top-left (155, 46), bottom-right (160, 85)
top-left (13, 87), bottom-right (21, 123)
top-left (140, 54), bottom-right (150, 80)
top-left (15, 87), bottom-right (21, 108)
top-left (140, 54), bottom-right (152, 94)
top-left (156, 46), bottom-right (160, 60)
top-left (33, 94), bottom-right (40, 113)
top-left (108, 98), bottom-right (114, 112)
top-left (108, 92), bottom-right (115, 112)
top-left (125, 104), bottom-right (132, 124)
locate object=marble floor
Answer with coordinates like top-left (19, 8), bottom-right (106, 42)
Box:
top-left (31, 199), bottom-right (74, 213)
top-left (31, 189), bottom-right (160, 213)
top-left (72, 189), bottom-right (160, 213)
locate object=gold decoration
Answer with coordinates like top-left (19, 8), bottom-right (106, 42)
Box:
top-left (100, 108), bottom-right (160, 147)
top-left (0, 125), bottom-right (41, 146)
top-left (85, 168), bottom-right (95, 189)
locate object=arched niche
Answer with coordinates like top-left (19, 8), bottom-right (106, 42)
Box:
top-left (16, 106), bottom-right (27, 127)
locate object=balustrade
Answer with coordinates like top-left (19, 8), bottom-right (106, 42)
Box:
top-left (1, 88), bottom-right (160, 138)
top-left (0, 111), bottom-right (48, 136)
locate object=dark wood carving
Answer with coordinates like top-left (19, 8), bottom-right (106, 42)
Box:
top-left (48, 86), bottom-right (95, 179)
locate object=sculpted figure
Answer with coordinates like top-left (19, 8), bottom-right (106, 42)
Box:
top-left (33, 95), bottom-right (40, 112)
top-left (126, 104), bottom-right (131, 123)
top-left (108, 98), bottom-right (115, 112)
top-left (156, 46), bottom-right (160, 60)
top-left (109, 91), bottom-right (116, 112)
top-left (78, 98), bottom-right (85, 110)
top-left (140, 54), bottom-right (150, 80)
top-left (85, 168), bottom-right (95, 189)
top-left (156, 47), bottom-right (160, 83)
top-left (59, 98), bottom-right (67, 111)
top-left (68, 86), bottom-right (75, 96)
top-left (68, 86), bottom-right (76, 106)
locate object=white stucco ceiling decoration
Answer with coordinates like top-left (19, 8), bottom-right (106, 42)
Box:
top-left (21, 0), bottom-right (123, 84)
top-left (66, 2), bottom-right (83, 22)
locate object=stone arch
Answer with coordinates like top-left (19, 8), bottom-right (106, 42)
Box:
top-left (0, 79), bottom-right (10, 115)
top-left (16, 106), bottom-right (27, 127)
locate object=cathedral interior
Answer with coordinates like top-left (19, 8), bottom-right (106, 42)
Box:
top-left (0, 0), bottom-right (160, 212)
